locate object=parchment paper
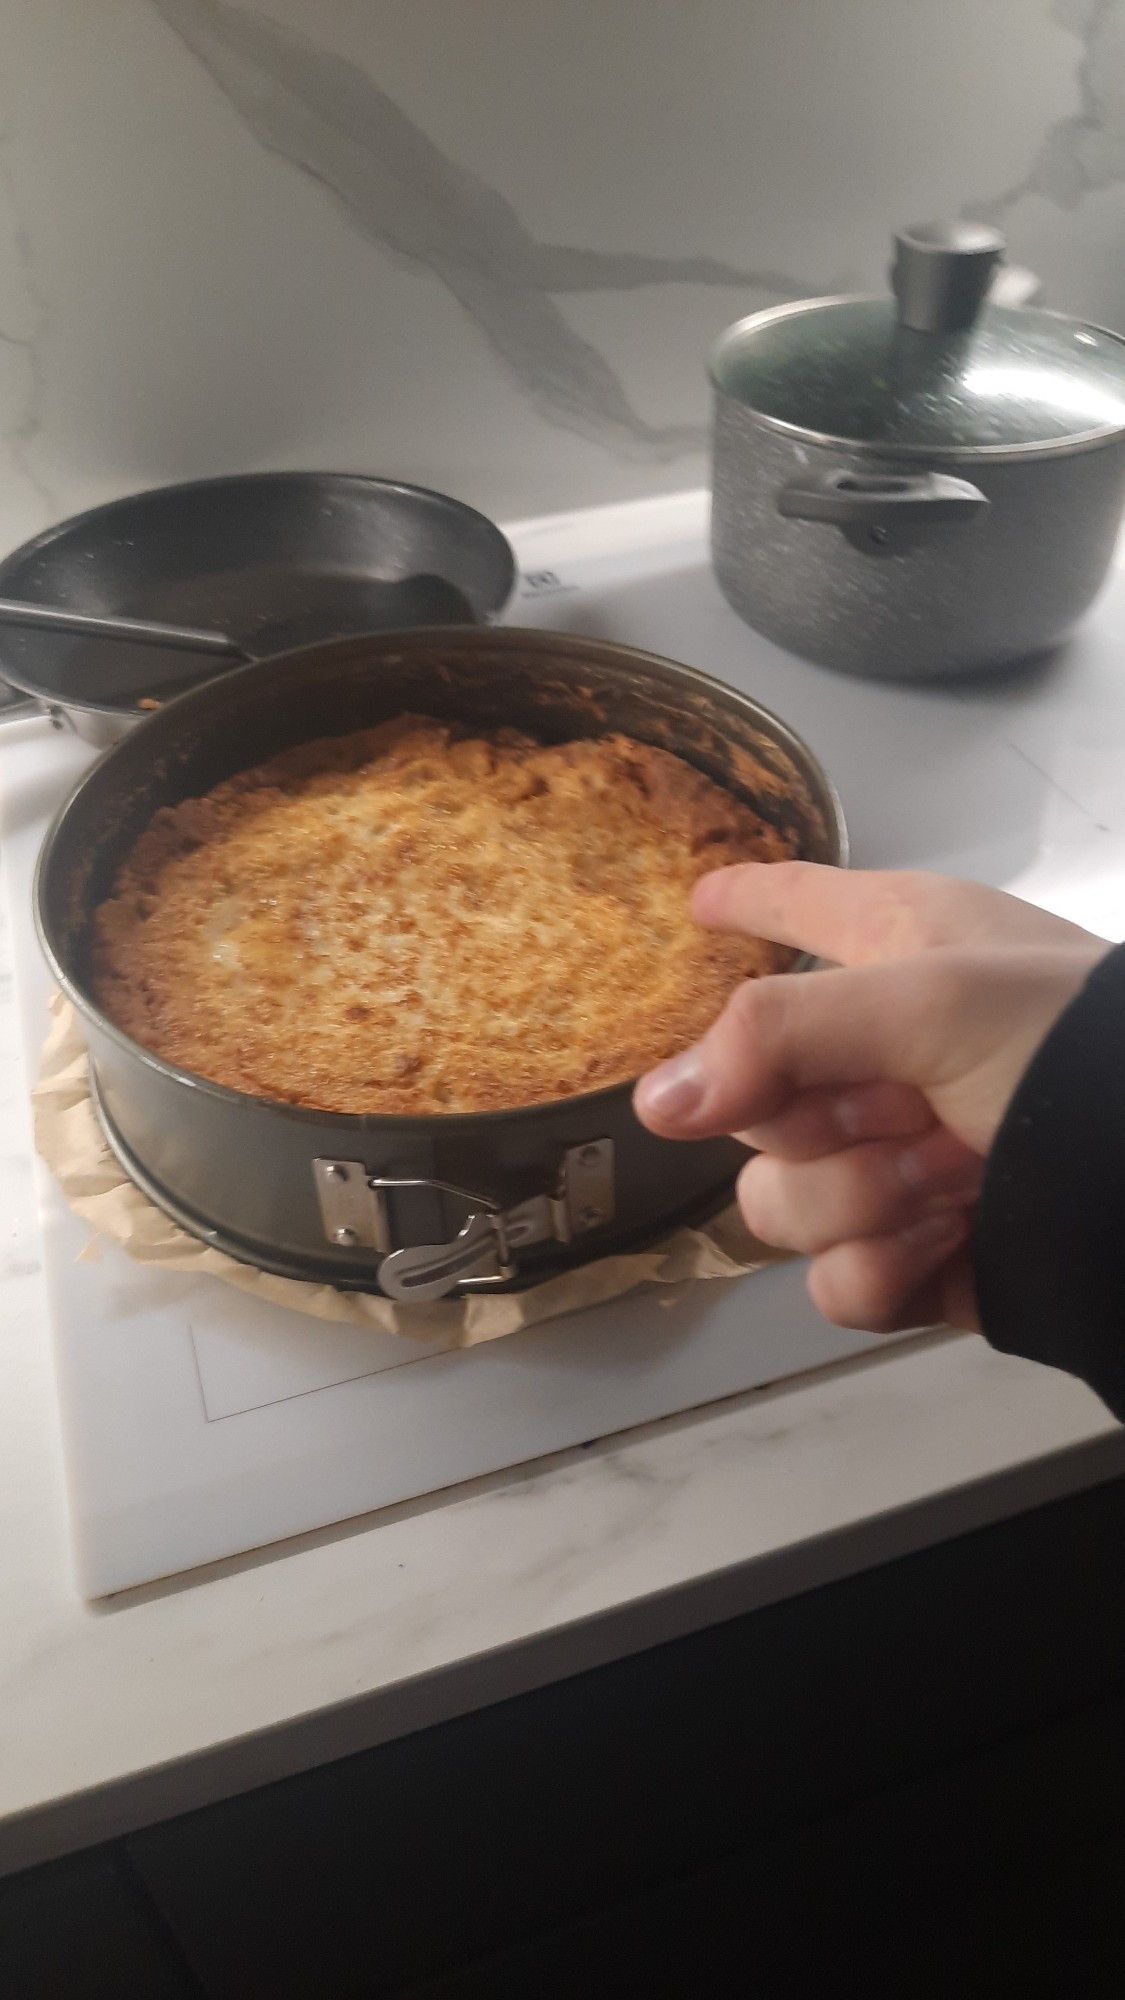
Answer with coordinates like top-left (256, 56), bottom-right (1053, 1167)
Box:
top-left (33, 992), bottom-right (785, 1347)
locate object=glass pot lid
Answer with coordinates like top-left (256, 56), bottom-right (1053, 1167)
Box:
top-left (710, 222), bottom-right (1125, 453)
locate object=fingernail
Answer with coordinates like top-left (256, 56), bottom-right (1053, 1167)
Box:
top-left (923, 1188), bottom-right (976, 1215)
top-left (833, 1091), bottom-right (869, 1141)
top-left (637, 1049), bottom-right (706, 1123)
top-left (899, 1209), bottom-right (969, 1252)
top-left (897, 1141), bottom-right (982, 1202)
top-left (896, 1143), bottom-right (935, 1191)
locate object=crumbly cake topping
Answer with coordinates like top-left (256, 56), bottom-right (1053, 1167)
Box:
top-left (90, 718), bottom-right (799, 1114)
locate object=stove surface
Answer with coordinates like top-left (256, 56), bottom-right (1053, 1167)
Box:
top-left (5, 489), bottom-right (1122, 1597)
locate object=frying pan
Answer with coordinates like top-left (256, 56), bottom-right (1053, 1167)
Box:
top-left (0, 472), bottom-right (516, 743)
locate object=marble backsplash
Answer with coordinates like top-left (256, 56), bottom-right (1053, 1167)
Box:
top-left (0, 0), bottom-right (1122, 545)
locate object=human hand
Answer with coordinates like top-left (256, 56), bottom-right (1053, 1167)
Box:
top-left (633, 865), bottom-right (1109, 1334)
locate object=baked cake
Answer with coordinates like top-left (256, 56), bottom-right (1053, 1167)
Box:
top-left (90, 717), bottom-right (800, 1114)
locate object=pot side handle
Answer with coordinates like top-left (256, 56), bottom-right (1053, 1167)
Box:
top-left (778, 469), bottom-right (989, 527)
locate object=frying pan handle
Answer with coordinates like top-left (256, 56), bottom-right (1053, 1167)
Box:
top-left (778, 470), bottom-right (988, 527)
top-left (0, 596), bottom-right (249, 658)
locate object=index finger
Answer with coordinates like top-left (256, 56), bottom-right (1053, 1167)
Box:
top-left (693, 862), bottom-right (1011, 967)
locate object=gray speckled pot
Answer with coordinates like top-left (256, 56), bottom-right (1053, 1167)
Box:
top-left (711, 356), bottom-right (1125, 684)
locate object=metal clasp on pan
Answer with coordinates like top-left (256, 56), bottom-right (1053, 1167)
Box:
top-left (312, 1141), bottom-right (615, 1301)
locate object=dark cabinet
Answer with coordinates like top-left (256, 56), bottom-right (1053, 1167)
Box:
top-left (8, 1474), bottom-right (1125, 1997)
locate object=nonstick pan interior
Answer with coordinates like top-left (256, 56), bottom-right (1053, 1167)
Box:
top-left (0, 472), bottom-right (515, 715)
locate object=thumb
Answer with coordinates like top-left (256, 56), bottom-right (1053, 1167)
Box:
top-left (633, 949), bottom-right (1094, 1153)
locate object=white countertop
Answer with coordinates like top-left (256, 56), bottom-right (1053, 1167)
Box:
top-left (2, 490), bottom-right (1124, 1877)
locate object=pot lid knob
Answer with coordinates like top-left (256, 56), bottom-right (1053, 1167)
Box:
top-left (891, 221), bottom-right (1005, 334)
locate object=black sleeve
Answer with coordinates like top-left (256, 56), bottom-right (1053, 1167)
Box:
top-left (974, 940), bottom-right (1125, 1421)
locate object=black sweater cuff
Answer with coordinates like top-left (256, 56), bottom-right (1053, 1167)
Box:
top-left (974, 940), bottom-right (1125, 1421)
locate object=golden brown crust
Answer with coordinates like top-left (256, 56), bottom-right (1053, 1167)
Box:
top-left (90, 718), bottom-right (799, 1114)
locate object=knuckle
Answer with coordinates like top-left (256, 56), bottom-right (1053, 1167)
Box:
top-left (726, 967), bottom-right (792, 1052)
top-left (807, 1262), bottom-right (865, 1329)
top-left (809, 1242), bottom-right (909, 1333)
top-left (862, 1288), bottom-right (911, 1335)
top-left (770, 859), bottom-right (811, 897)
top-left (726, 976), bottom-right (766, 1036)
top-left (873, 872), bottom-right (969, 954)
top-left (924, 951), bottom-right (981, 1021)
top-left (736, 1157), bottom-right (779, 1242)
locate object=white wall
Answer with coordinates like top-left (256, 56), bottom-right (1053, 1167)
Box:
top-left (0, 0), bottom-right (1119, 544)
